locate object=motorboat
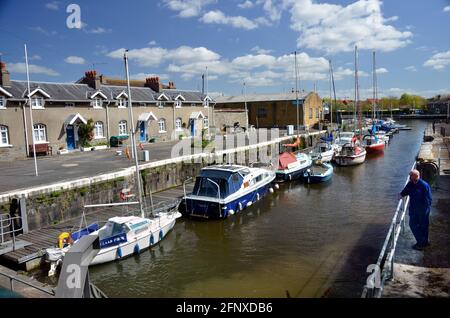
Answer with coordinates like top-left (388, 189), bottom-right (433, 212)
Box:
top-left (309, 141), bottom-right (335, 163)
top-left (275, 152), bottom-right (312, 182)
top-left (302, 162), bottom-right (333, 183)
top-left (362, 134), bottom-right (385, 153)
top-left (178, 165), bottom-right (276, 219)
top-left (333, 141), bottom-right (367, 166)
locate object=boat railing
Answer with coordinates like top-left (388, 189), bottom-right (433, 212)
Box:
top-left (361, 161), bottom-right (415, 298)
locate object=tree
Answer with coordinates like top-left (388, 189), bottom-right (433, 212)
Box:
top-left (78, 119), bottom-right (94, 147)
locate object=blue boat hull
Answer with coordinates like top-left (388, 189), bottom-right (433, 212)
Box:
top-left (179, 183), bottom-right (272, 219)
top-left (302, 173), bottom-right (332, 184)
top-left (275, 165), bottom-right (311, 182)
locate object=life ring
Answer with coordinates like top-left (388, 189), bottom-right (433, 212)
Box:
top-left (58, 232), bottom-right (73, 249)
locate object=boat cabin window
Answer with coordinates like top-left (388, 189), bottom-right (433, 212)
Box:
top-left (239, 168), bottom-right (250, 178)
top-left (135, 226), bottom-right (149, 236)
top-left (193, 177), bottom-right (228, 198)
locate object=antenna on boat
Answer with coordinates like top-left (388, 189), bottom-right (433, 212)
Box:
top-left (124, 50), bottom-right (145, 218)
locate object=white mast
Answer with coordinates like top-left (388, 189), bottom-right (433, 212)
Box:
top-left (294, 51), bottom-right (300, 135)
top-left (124, 50), bottom-right (144, 218)
top-left (24, 44), bottom-right (38, 177)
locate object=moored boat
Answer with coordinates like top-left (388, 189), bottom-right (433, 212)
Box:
top-left (302, 162), bottom-right (333, 183)
top-left (178, 165), bottom-right (276, 219)
top-left (333, 142), bottom-right (367, 166)
top-left (275, 152), bottom-right (312, 182)
top-left (362, 134), bottom-right (385, 153)
top-left (310, 141), bottom-right (335, 163)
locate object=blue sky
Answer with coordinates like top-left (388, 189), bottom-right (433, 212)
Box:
top-left (0, 0), bottom-right (449, 99)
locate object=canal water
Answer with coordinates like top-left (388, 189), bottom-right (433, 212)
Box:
top-left (90, 120), bottom-right (429, 298)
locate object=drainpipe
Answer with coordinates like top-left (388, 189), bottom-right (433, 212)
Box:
top-left (105, 101), bottom-right (111, 145)
top-left (21, 101), bottom-right (30, 157)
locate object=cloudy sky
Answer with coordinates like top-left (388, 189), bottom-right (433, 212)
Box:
top-left (0, 0), bottom-right (449, 99)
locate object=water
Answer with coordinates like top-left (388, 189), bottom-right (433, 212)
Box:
top-left (90, 120), bottom-right (429, 298)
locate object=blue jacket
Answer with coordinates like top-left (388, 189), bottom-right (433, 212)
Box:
top-left (401, 179), bottom-right (432, 215)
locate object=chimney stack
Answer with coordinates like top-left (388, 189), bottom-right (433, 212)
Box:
top-left (145, 77), bottom-right (162, 93)
top-left (0, 62), bottom-right (11, 87)
top-left (84, 70), bottom-right (101, 90)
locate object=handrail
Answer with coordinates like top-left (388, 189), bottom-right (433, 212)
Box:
top-left (0, 271), bottom-right (55, 297)
top-left (361, 161), bottom-right (416, 298)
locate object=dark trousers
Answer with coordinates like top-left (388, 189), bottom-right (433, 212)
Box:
top-left (409, 211), bottom-right (430, 246)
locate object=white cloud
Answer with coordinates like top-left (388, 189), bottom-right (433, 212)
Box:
top-left (284, 0), bottom-right (412, 53)
top-left (251, 46), bottom-right (273, 55)
top-left (376, 67), bottom-right (388, 74)
top-left (107, 46), bottom-right (220, 67)
top-left (200, 10), bottom-right (258, 30)
top-left (29, 55), bottom-right (42, 61)
top-left (148, 41), bottom-right (157, 46)
top-left (424, 51), bottom-right (450, 70)
top-left (256, 0), bottom-right (284, 22)
top-left (405, 66), bottom-right (417, 72)
top-left (84, 27), bottom-right (111, 34)
top-left (45, 1), bottom-right (59, 10)
top-left (9, 63), bottom-right (59, 76)
top-left (130, 73), bottom-right (169, 80)
top-left (238, 1), bottom-right (254, 9)
top-left (444, 6), bottom-right (450, 12)
top-left (163, 0), bottom-right (216, 18)
top-left (64, 56), bottom-right (86, 65)
top-left (29, 26), bottom-right (57, 36)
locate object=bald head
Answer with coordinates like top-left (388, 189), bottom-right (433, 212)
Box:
top-left (409, 169), bottom-right (420, 184)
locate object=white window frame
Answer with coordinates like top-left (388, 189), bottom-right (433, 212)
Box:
top-left (203, 117), bottom-right (209, 129)
top-left (0, 96), bottom-right (6, 109)
top-left (174, 100), bottom-right (182, 108)
top-left (157, 101), bottom-right (165, 108)
top-left (93, 98), bottom-right (103, 109)
top-left (118, 120), bottom-right (128, 136)
top-left (175, 118), bottom-right (182, 131)
top-left (94, 121), bottom-right (104, 139)
top-left (158, 119), bottom-right (166, 133)
top-left (203, 100), bottom-right (209, 108)
top-left (31, 97), bottom-right (45, 109)
top-left (33, 123), bottom-right (47, 143)
top-left (0, 125), bottom-right (10, 147)
top-left (118, 98), bottom-right (128, 108)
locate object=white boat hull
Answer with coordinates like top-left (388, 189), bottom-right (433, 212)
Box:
top-left (334, 151), bottom-right (366, 166)
top-left (90, 212), bottom-right (180, 266)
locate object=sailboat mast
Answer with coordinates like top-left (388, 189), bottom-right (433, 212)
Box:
top-left (372, 51), bottom-right (376, 120)
top-left (124, 51), bottom-right (145, 218)
top-left (294, 51), bottom-right (300, 135)
top-left (329, 59), bottom-right (333, 126)
top-left (354, 46), bottom-right (357, 133)
top-left (355, 46), bottom-right (362, 137)
top-left (330, 60), bottom-right (337, 128)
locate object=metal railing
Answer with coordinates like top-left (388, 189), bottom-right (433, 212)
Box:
top-left (0, 214), bottom-right (23, 249)
top-left (0, 271), bottom-right (55, 297)
top-left (361, 161), bottom-right (415, 298)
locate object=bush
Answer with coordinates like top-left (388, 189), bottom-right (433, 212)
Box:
top-left (78, 119), bottom-right (95, 147)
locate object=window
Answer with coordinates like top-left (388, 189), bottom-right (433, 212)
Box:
top-left (139, 102), bottom-right (146, 107)
top-left (157, 101), bottom-right (166, 108)
top-left (309, 107), bottom-right (313, 119)
top-left (119, 120), bottom-right (127, 136)
top-left (0, 96), bottom-right (6, 108)
top-left (31, 97), bottom-right (44, 108)
top-left (158, 118), bottom-right (166, 133)
top-left (94, 121), bottom-right (104, 139)
top-left (65, 102), bottom-right (75, 108)
top-left (118, 99), bottom-right (127, 108)
top-left (93, 98), bottom-right (103, 108)
top-left (33, 123), bottom-right (47, 143)
top-left (0, 125), bottom-right (9, 146)
top-left (203, 100), bottom-right (209, 108)
top-left (175, 118), bottom-right (182, 131)
top-left (257, 108), bottom-right (267, 118)
top-left (174, 100), bottom-right (182, 108)
top-left (316, 108), bottom-right (319, 119)
top-left (203, 117), bottom-right (209, 128)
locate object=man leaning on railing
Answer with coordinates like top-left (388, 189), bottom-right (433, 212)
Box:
top-left (398, 169), bottom-right (432, 251)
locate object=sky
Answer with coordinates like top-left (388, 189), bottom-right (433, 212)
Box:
top-left (0, 0), bottom-right (449, 100)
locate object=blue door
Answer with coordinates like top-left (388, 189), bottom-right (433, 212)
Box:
top-left (66, 125), bottom-right (75, 150)
top-left (190, 119), bottom-right (195, 137)
top-left (139, 121), bottom-right (146, 142)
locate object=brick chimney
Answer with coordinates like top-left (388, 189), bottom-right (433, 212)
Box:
top-left (0, 62), bottom-right (11, 87)
top-left (84, 70), bottom-right (101, 90)
top-left (145, 77), bottom-right (162, 93)
top-left (168, 81), bottom-right (176, 89)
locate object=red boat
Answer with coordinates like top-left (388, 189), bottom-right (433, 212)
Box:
top-left (362, 135), bottom-right (385, 153)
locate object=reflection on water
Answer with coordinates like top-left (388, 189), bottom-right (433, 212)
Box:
top-left (90, 120), bottom-right (429, 298)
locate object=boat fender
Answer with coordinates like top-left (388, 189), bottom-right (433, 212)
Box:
top-left (134, 244), bottom-right (140, 255)
top-left (274, 184), bottom-right (279, 190)
top-left (256, 193), bottom-right (260, 201)
top-left (228, 210), bottom-right (235, 215)
top-left (159, 230), bottom-right (164, 241)
top-left (150, 235), bottom-right (154, 246)
top-left (117, 247), bottom-right (122, 259)
top-left (269, 187), bottom-right (274, 194)
top-left (238, 202), bottom-right (243, 211)
top-left (246, 201), bottom-right (252, 207)
top-left (288, 174), bottom-right (292, 181)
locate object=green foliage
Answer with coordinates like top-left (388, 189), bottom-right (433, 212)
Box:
top-left (79, 187), bottom-right (88, 197)
top-left (50, 191), bottom-right (61, 198)
top-left (78, 119), bottom-right (95, 147)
